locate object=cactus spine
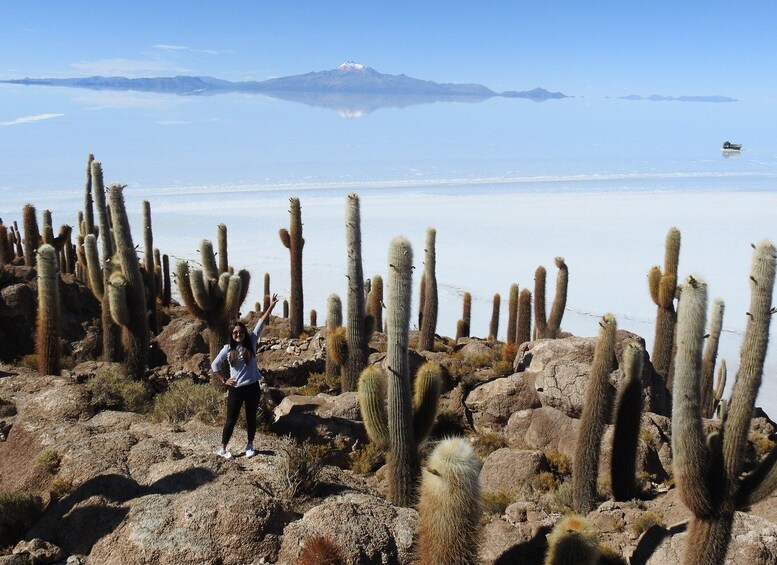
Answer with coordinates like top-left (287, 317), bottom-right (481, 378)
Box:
top-left (672, 240), bottom-right (777, 565)
top-left (507, 283), bottom-right (519, 344)
top-left (544, 514), bottom-right (600, 565)
top-left (343, 194), bottom-right (373, 391)
top-left (36, 244), bottom-right (60, 375)
top-left (573, 314), bottom-right (617, 515)
top-left (108, 184), bottom-right (149, 380)
top-left (649, 227), bottom-right (681, 388)
top-left (279, 197), bottom-right (304, 337)
top-left (419, 228), bottom-right (438, 351)
top-left (417, 437), bottom-right (482, 565)
top-left (611, 342), bottom-right (644, 501)
top-left (488, 293), bottom-right (500, 342)
top-left (701, 298), bottom-right (725, 418)
top-left (176, 234), bottom-right (249, 362)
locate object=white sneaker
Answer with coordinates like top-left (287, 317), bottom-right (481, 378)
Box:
top-left (245, 443), bottom-right (256, 458)
top-left (216, 448), bottom-right (232, 459)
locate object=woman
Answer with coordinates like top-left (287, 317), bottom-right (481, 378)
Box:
top-left (212, 293), bottom-right (279, 459)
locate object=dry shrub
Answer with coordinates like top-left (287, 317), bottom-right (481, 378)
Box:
top-left (430, 409), bottom-right (468, 439)
top-left (472, 431), bottom-right (509, 458)
top-left (468, 353), bottom-right (495, 369)
top-left (16, 354), bottom-right (37, 370)
top-left (307, 371), bottom-right (341, 394)
top-left (36, 450), bottom-right (60, 474)
top-left (481, 490), bottom-right (514, 515)
top-left (630, 511), bottom-right (665, 535)
top-left (532, 471), bottom-right (559, 492)
top-left (49, 477), bottom-right (74, 501)
top-left (545, 449), bottom-right (572, 476)
top-left (86, 366), bottom-right (152, 413)
top-left (491, 360), bottom-right (513, 378)
top-left (297, 535), bottom-right (347, 565)
top-left (0, 491), bottom-right (44, 548)
top-left (349, 442), bottom-right (384, 475)
top-left (278, 436), bottom-right (327, 499)
top-left (151, 379), bottom-right (224, 424)
top-left (501, 342), bottom-right (518, 363)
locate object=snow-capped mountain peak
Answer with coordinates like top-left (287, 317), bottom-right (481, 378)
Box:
top-left (338, 61), bottom-right (368, 72)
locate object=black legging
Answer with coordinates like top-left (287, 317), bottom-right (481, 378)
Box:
top-left (221, 381), bottom-right (260, 445)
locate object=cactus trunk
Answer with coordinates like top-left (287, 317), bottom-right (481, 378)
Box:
top-left (36, 244), bottom-right (60, 375)
top-left (419, 228), bottom-right (438, 351)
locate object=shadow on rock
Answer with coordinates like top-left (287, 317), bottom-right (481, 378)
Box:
top-left (29, 467), bottom-right (215, 555)
top-left (494, 525), bottom-right (551, 564)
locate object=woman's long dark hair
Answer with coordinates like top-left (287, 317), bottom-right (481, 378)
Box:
top-left (228, 321), bottom-right (255, 366)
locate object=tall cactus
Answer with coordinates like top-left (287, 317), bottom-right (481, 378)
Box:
top-left (176, 234), bottom-right (249, 362)
top-left (343, 194), bottom-right (373, 391)
top-left (368, 274), bottom-right (384, 334)
top-left (419, 228), bottom-right (438, 351)
top-left (279, 197), bottom-right (304, 337)
top-left (611, 342), bottom-right (644, 502)
top-left (22, 203), bottom-right (40, 267)
top-left (357, 237), bottom-right (441, 507)
top-left (535, 258), bottom-right (569, 339)
top-left (417, 437), bottom-right (482, 565)
top-left (573, 314), bottom-right (617, 515)
top-left (91, 160), bottom-right (121, 362)
top-left (108, 184), bottom-right (149, 380)
top-left (325, 294), bottom-right (345, 378)
top-left (489, 293), bottom-right (500, 342)
top-left (456, 292), bottom-right (472, 341)
top-left (0, 223), bottom-right (10, 267)
top-left (649, 227), bottom-right (681, 388)
top-left (36, 244), bottom-right (61, 376)
top-left (517, 288), bottom-right (532, 346)
top-left (506, 283), bottom-right (519, 344)
top-left (263, 272), bottom-right (271, 312)
top-left (672, 240), bottom-right (777, 565)
top-left (142, 201), bottom-right (158, 335)
top-left (701, 298), bottom-right (725, 418)
top-left (83, 153), bottom-right (96, 237)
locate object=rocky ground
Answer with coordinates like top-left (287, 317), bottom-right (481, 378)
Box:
top-left (1, 268), bottom-right (777, 564)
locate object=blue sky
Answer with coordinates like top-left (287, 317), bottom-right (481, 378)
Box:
top-left (2, 1), bottom-right (776, 99)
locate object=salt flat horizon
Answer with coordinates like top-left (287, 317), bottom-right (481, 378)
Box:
top-left (2, 178), bottom-right (776, 416)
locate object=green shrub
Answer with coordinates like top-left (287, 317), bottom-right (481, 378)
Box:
top-left (472, 432), bottom-right (509, 458)
top-left (481, 490), bottom-right (514, 515)
top-left (468, 353), bottom-right (495, 369)
top-left (0, 490), bottom-right (44, 548)
top-left (86, 366), bottom-right (152, 413)
top-left (36, 450), bottom-right (60, 474)
top-left (349, 441), bottom-right (384, 475)
top-left (151, 379), bottom-right (224, 425)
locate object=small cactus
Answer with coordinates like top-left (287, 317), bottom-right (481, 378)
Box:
top-left (296, 535), bottom-right (346, 565)
top-left (611, 342), bottom-right (645, 501)
top-left (649, 227), bottom-right (681, 389)
top-left (456, 292), bottom-right (472, 340)
top-left (488, 292), bottom-right (500, 342)
top-left (544, 514), bottom-right (600, 565)
top-left (517, 288), bottom-right (532, 346)
top-left (417, 437), bottom-right (482, 565)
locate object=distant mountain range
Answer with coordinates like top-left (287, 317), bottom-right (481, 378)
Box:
top-left (0, 62), bottom-right (568, 116)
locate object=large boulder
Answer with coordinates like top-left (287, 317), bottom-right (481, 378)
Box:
top-left (277, 492), bottom-right (417, 564)
top-left (480, 449), bottom-right (548, 494)
top-left (514, 330), bottom-right (670, 418)
top-left (464, 373), bottom-right (541, 431)
top-left (154, 315), bottom-right (208, 370)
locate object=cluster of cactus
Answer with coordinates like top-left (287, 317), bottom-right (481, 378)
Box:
top-left (671, 240), bottom-right (776, 565)
top-left (175, 228), bottom-right (250, 363)
top-left (279, 197), bottom-right (304, 337)
top-left (534, 257), bottom-right (568, 339)
top-left (418, 227), bottom-right (438, 351)
top-left (572, 315), bottom-right (646, 514)
top-left (700, 298), bottom-right (726, 418)
top-left (649, 226), bottom-right (681, 390)
top-left (357, 236), bottom-right (441, 506)
top-left (342, 194), bottom-right (374, 391)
